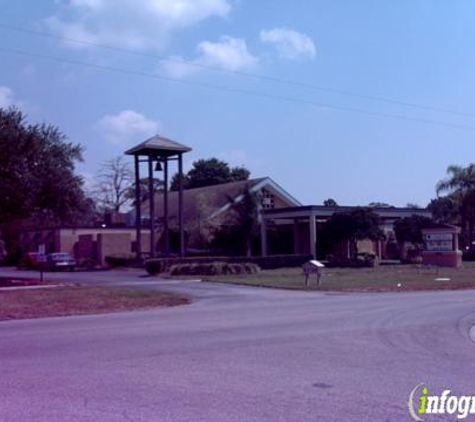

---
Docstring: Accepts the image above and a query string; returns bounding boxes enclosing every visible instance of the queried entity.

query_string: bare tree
[126,177,164,206]
[92,156,134,213]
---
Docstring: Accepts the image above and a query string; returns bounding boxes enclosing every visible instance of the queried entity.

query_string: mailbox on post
[303,260,325,288]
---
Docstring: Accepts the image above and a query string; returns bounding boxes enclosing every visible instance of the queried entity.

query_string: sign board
[424,233,453,252]
[425,233,453,241]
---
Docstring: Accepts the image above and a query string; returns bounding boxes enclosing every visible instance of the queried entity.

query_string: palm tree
[436,164,475,246]
[436,164,475,194]
[226,186,261,257]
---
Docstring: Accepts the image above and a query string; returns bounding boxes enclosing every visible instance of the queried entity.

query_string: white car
[45,253,76,271]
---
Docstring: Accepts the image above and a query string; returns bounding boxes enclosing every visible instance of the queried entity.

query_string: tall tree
[220,186,261,257]
[323,198,338,207]
[393,215,434,253]
[230,166,251,182]
[0,107,93,259]
[436,164,475,194]
[92,156,134,213]
[428,196,457,224]
[0,108,89,223]
[436,164,475,246]
[170,158,250,191]
[325,208,384,258]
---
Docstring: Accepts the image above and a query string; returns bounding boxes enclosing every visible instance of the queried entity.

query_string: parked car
[21,252,46,269]
[45,253,76,271]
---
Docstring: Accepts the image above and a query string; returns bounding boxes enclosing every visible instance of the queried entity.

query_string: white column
[293,219,300,255]
[309,212,317,259]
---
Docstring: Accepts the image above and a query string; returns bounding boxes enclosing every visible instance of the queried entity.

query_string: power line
[1,46,475,132]
[1,22,475,120]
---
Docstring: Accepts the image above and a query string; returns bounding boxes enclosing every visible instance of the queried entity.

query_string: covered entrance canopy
[125,135,191,259]
[261,205,432,259]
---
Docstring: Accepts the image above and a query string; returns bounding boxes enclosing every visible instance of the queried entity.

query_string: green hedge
[146,254,312,275]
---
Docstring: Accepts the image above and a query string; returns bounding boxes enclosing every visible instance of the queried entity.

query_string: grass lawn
[0,286,190,321]
[202,262,475,292]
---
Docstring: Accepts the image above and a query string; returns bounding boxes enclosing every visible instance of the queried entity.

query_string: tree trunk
[461,210,468,249]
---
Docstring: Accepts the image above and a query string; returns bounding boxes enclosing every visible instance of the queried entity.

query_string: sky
[1,0,475,207]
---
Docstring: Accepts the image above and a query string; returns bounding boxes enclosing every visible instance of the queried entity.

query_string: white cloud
[161,36,258,78]
[260,27,316,60]
[46,16,149,50]
[47,0,232,51]
[69,0,104,10]
[160,55,197,79]
[198,36,258,71]
[143,0,231,28]
[97,110,161,144]
[0,86,14,108]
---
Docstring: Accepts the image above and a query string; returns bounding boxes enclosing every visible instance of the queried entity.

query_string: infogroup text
[409,384,475,421]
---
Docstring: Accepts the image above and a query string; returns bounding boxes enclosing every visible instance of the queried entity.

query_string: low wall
[422,251,463,268]
[145,254,313,274]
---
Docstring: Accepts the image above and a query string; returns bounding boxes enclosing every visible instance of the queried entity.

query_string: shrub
[356,252,378,267]
[170,262,260,276]
[105,253,139,268]
[463,249,475,261]
[402,249,423,264]
[326,252,378,268]
[145,254,311,275]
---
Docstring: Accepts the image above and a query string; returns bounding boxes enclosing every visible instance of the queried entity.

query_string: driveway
[0,268,474,421]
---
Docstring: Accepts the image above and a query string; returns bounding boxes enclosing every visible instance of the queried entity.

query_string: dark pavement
[0,267,474,421]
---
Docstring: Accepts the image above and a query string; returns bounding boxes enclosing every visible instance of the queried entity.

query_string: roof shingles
[142,178,266,224]
[125,135,192,156]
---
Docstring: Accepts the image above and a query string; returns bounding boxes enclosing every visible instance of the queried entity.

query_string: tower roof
[124,135,192,157]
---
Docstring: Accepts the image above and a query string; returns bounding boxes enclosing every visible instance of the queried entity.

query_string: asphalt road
[1,268,475,421]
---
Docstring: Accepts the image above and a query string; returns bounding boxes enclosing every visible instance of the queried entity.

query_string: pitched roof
[124,135,192,157]
[141,178,265,224]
